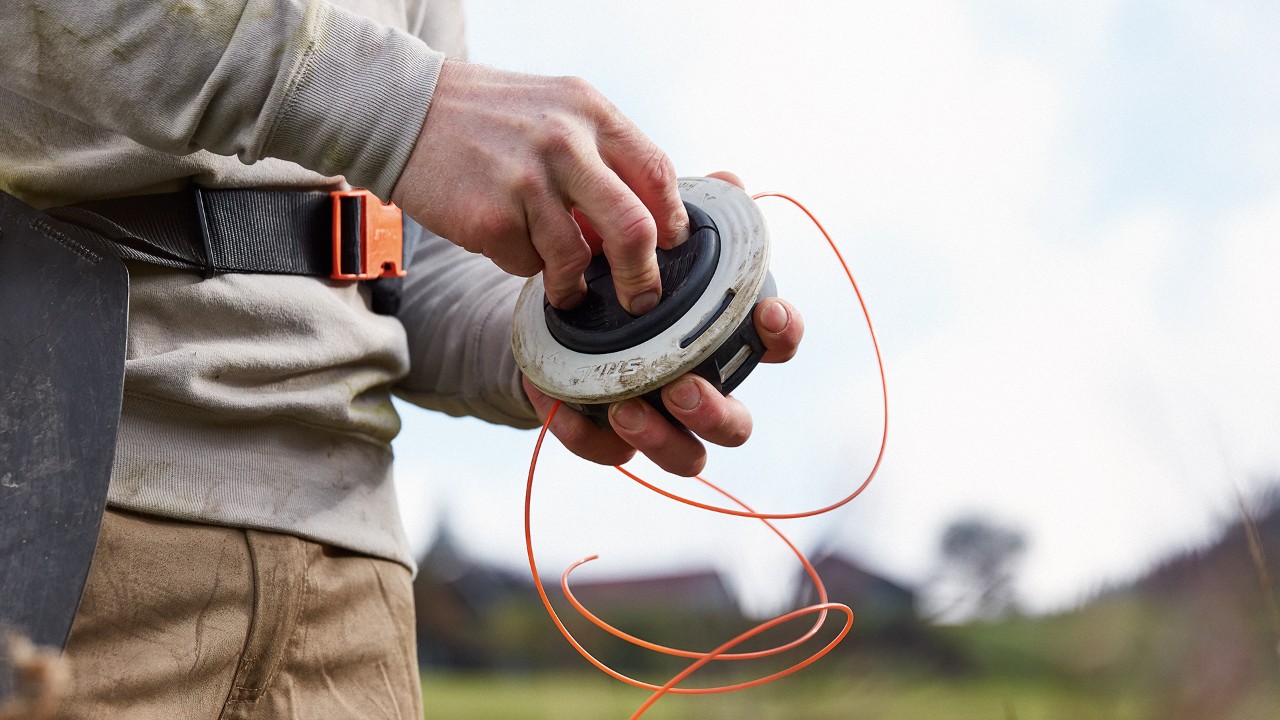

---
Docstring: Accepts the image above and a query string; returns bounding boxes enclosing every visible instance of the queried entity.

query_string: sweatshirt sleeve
[393,219,540,429]
[0,0,440,198]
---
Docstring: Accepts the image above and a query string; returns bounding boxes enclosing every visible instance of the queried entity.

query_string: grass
[420,499,1280,719]
[419,668,1153,720]
[421,592,1280,720]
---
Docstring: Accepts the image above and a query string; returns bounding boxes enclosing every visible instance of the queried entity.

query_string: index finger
[599,125,690,251]
[560,163,665,316]
[593,116,690,315]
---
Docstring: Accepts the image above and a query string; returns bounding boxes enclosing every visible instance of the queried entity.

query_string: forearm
[0,0,442,197]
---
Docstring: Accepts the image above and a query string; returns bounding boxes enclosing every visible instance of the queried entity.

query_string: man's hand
[522,296,804,476]
[522,171,805,477]
[391,61,689,316]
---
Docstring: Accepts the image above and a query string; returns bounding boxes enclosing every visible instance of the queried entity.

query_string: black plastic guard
[0,191,128,657]
[572,271,778,428]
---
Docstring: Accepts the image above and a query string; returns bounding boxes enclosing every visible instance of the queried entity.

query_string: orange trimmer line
[629,602,854,719]
[559,472,834,661]
[522,191,888,717]
[524,402,852,698]
[613,192,888,521]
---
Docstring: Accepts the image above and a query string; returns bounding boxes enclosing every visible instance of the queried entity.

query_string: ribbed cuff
[264,2,443,199]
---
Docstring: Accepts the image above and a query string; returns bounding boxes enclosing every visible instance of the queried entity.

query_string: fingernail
[611,400,646,431]
[668,377,701,411]
[761,300,790,334]
[630,290,660,315]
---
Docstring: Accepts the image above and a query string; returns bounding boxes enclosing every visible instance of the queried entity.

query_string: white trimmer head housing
[512,176,774,423]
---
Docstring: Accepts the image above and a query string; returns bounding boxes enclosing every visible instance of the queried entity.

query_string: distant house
[565,568,738,614]
[794,551,918,631]
[414,525,922,670]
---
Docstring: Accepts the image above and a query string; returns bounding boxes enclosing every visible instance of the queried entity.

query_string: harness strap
[48,186,410,315]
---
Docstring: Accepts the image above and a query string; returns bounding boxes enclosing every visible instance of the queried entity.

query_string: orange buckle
[330,189,407,280]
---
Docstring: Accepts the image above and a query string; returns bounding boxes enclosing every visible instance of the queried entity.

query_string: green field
[419,498,1280,719]
[420,595,1280,720]
[420,669,1152,720]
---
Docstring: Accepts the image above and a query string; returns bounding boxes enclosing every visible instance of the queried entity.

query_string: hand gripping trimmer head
[512,176,776,424]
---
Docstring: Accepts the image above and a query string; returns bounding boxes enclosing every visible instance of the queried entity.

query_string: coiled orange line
[523,192,888,718]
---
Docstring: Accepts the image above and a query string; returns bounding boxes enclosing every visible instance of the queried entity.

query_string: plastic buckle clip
[330,189,407,280]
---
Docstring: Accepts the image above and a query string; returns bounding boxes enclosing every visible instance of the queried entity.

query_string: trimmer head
[512,176,775,422]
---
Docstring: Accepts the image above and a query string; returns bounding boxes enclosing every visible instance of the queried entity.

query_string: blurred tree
[932,516,1028,621]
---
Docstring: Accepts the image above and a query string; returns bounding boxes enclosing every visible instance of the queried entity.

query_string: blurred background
[391,1,1280,717]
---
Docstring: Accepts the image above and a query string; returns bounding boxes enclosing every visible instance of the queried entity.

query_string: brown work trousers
[57,509,422,720]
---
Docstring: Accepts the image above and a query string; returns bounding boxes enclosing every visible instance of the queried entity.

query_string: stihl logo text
[592,358,645,378]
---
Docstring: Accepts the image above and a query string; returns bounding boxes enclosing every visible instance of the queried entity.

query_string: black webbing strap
[47,186,408,314]
[50,187,335,276]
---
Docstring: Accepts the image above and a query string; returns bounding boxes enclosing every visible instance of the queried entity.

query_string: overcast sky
[393,0,1280,617]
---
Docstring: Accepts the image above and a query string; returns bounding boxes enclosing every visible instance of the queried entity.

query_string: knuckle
[536,113,580,154]
[530,213,591,295]
[594,197,658,273]
[543,275,585,306]
[613,254,657,287]
[470,204,521,242]
[558,423,632,466]
[557,418,595,450]
[614,206,659,251]
[555,75,618,127]
[557,75,599,105]
[600,446,638,466]
[509,165,546,196]
[702,401,750,447]
[639,145,676,189]
[610,261,659,290]
[667,451,707,478]
[721,421,751,448]
[544,242,591,279]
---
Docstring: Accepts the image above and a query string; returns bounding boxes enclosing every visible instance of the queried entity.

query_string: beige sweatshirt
[0,0,536,570]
